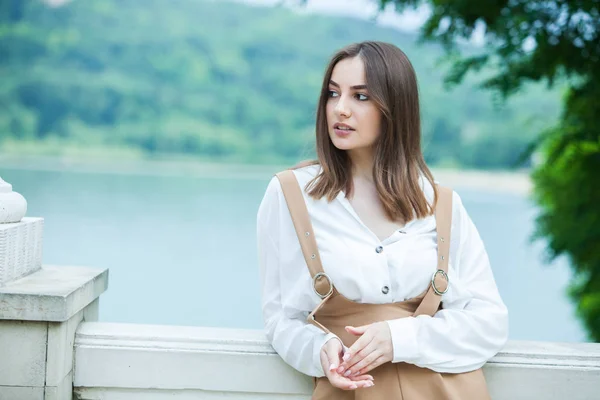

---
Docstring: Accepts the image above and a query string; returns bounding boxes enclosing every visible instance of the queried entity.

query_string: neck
[348,148,375,183]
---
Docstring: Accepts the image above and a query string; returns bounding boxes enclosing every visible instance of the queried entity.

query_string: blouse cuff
[313,332,343,377]
[387,316,421,364]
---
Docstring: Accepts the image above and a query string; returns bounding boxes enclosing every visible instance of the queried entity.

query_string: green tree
[373,0,600,340]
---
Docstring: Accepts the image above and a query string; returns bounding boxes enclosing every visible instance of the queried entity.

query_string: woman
[256,41,508,399]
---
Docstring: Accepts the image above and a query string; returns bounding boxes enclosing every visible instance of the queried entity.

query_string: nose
[334,94,351,118]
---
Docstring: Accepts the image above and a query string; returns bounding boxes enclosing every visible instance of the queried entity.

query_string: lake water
[1,166,589,343]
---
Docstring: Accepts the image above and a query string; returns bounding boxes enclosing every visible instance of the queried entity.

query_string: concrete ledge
[74,323,600,400]
[0,265,108,321]
[74,323,309,395]
[0,320,47,386]
[0,385,44,400]
[74,388,307,400]
[490,340,600,368]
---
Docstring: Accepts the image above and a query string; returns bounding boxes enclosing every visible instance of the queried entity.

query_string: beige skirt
[310,290,490,400]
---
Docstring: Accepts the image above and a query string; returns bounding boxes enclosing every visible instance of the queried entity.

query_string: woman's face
[326,56,382,153]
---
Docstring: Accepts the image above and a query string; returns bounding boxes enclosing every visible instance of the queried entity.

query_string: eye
[355,93,369,101]
[328,90,339,98]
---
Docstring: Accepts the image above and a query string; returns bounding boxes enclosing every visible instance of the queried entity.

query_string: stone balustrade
[71,322,600,400]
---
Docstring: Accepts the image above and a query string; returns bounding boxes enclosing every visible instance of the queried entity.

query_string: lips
[333,122,355,131]
[333,124,354,138]
[332,122,355,138]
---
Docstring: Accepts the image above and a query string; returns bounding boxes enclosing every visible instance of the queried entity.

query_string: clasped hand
[320,321,393,390]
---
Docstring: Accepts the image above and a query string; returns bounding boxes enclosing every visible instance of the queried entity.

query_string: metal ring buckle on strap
[312,272,333,299]
[431,269,449,295]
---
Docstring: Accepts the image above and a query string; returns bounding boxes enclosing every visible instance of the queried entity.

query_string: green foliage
[376,0,600,340]
[533,79,600,340]
[0,0,560,168]
[378,0,599,95]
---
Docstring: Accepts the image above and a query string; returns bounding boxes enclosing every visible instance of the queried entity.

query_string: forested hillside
[0,0,562,168]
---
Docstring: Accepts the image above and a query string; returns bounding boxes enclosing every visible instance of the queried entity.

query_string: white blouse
[256,164,508,378]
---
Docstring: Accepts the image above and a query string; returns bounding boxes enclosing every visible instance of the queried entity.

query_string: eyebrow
[329,80,368,90]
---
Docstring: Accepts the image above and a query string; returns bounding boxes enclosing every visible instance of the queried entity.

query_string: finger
[337,335,374,374]
[320,348,334,376]
[328,340,343,369]
[326,354,374,390]
[349,374,374,381]
[344,340,378,371]
[345,324,370,336]
[353,355,387,376]
[329,373,374,390]
[324,340,343,373]
[320,342,336,375]
[346,331,374,360]
[346,349,381,377]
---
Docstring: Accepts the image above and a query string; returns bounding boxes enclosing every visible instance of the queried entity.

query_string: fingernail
[367,375,374,381]
[342,353,350,362]
[337,366,344,374]
[344,370,352,377]
[349,384,357,389]
[329,363,337,371]
[367,381,375,387]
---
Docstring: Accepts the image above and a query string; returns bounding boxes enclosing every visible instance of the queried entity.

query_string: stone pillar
[0,178,108,400]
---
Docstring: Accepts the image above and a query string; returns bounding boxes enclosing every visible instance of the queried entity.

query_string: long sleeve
[257,177,339,377]
[386,191,509,373]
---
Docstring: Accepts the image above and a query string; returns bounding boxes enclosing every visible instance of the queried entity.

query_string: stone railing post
[0,176,108,400]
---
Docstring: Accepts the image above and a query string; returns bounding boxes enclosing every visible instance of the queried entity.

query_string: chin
[329,133,356,151]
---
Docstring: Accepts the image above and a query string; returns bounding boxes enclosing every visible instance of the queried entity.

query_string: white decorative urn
[0,176,27,223]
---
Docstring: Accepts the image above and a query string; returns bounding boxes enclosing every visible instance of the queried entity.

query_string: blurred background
[1,0,597,343]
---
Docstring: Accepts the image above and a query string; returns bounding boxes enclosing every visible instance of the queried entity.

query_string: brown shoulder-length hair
[297,41,438,223]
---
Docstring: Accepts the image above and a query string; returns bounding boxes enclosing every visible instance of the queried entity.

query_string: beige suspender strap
[275,170,333,300]
[413,185,453,317]
[277,168,452,319]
